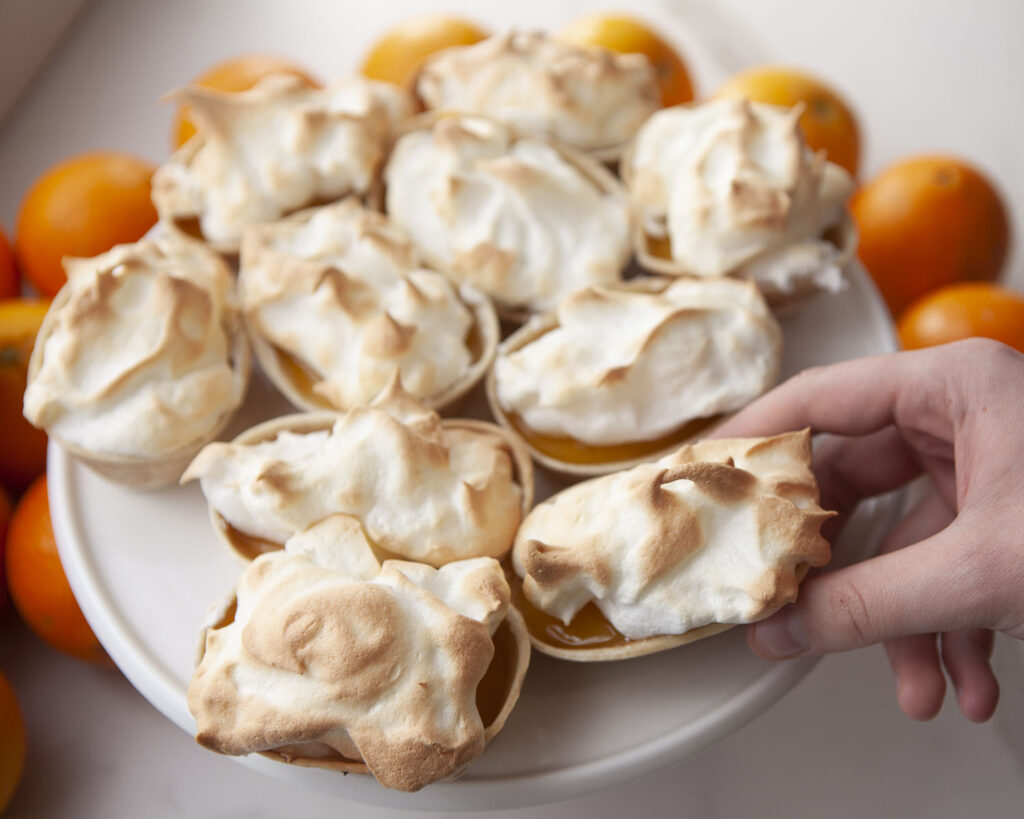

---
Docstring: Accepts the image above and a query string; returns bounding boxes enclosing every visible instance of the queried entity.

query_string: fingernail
[751,611,808,659]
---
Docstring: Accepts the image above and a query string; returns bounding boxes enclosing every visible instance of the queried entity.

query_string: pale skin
[714,338,1024,722]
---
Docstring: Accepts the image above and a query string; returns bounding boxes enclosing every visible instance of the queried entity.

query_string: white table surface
[2,0,1024,816]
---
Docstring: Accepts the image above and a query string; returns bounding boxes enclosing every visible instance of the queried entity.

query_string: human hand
[713,338,1024,722]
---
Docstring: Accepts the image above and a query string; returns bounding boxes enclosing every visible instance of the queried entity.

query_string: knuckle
[823,576,875,646]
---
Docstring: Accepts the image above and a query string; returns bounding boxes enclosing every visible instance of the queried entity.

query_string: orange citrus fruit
[15,152,157,297]
[361,14,489,89]
[852,155,1010,316]
[897,283,1024,353]
[714,66,861,177]
[558,13,694,107]
[0,299,50,496]
[0,487,12,611]
[0,671,25,813]
[5,475,107,663]
[171,53,320,149]
[0,229,19,299]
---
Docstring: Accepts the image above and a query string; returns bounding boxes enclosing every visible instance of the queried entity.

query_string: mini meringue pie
[239,197,498,413]
[487,277,783,476]
[510,430,834,661]
[182,380,533,566]
[625,97,857,305]
[384,112,632,319]
[153,74,413,253]
[416,29,660,161]
[189,513,530,792]
[23,235,250,489]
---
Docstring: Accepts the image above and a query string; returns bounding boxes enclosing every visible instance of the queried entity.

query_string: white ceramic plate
[50,262,902,812]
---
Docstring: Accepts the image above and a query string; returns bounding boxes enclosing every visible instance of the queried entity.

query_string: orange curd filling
[506,410,721,466]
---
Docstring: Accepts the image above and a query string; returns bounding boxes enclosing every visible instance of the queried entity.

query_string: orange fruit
[714,66,861,177]
[361,14,489,89]
[5,475,107,663]
[15,152,158,297]
[897,283,1024,352]
[0,299,50,496]
[0,229,19,299]
[0,671,25,813]
[852,155,1010,316]
[0,487,12,611]
[171,54,320,149]
[558,13,694,107]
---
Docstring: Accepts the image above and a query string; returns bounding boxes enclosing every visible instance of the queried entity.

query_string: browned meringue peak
[417,29,659,158]
[238,197,495,412]
[189,514,527,792]
[512,430,834,659]
[626,98,856,303]
[384,113,631,317]
[152,74,413,252]
[182,377,530,567]
[23,236,248,475]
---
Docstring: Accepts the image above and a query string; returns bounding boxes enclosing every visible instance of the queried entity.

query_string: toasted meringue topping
[182,381,524,566]
[23,237,246,457]
[189,514,510,791]
[494,278,782,446]
[153,74,413,250]
[417,30,659,156]
[512,431,833,639]
[628,98,855,291]
[240,198,481,408]
[384,114,631,315]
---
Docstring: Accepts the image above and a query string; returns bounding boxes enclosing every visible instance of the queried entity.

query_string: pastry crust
[190,515,530,791]
[24,237,250,489]
[183,383,534,566]
[238,198,498,414]
[486,277,782,477]
[511,430,834,660]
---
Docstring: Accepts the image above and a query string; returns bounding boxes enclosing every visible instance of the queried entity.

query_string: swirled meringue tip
[239,197,498,413]
[384,112,631,318]
[626,97,856,304]
[491,277,783,458]
[23,235,249,487]
[416,29,659,158]
[181,376,531,567]
[153,74,413,252]
[189,513,530,792]
[511,429,835,661]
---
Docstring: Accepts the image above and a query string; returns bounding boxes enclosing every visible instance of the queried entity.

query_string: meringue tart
[624,98,857,307]
[239,197,498,414]
[487,277,783,477]
[153,74,413,254]
[416,29,659,162]
[190,514,530,792]
[23,235,250,489]
[510,430,834,661]
[182,379,533,566]
[384,112,632,321]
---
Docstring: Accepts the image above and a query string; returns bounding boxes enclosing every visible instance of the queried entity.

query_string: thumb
[747,520,984,659]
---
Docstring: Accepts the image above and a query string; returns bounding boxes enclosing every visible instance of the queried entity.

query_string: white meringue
[189,513,515,792]
[153,74,413,251]
[23,236,247,459]
[627,98,855,298]
[182,382,526,567]
[513,431,832,642]
[240,198,489,409]
[384,114,631,315]
[493,278,782,446]
[417,30,659,157]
